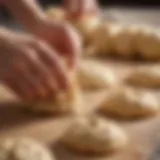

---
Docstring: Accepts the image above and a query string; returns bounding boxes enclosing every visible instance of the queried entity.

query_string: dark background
[0,0,160,20]
[38,0,160,7]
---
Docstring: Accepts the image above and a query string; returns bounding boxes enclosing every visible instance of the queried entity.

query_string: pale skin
[63,0,98,19]
[0,0,98,100]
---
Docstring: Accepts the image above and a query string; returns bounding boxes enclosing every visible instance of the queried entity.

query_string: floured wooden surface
[0,59,160,160]
[0,86,107,143]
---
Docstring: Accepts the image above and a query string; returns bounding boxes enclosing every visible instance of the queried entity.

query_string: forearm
[3,0,46,31]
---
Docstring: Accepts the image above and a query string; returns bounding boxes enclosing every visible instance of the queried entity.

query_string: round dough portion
[125,65,160,87]
[77,61,118,89]
[26,81,82,115]
[71,15,100,44]
[61,116,127,155]
[45,6,65,21]
[0,137,54,160]
[88,23,113,55]
[100,87,159,118]
[135,26,160,60]
[24,68,83,115]
[111,24,138,58]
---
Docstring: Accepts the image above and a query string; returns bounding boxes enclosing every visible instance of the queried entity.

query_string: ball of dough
[88,23,113,55]
[24,69,83,115]
[26,81,83,115]
[126,65,160,88]
[71,15,100,45]
[0,137,54,160]
[100,87,159,118]
[45,6,65,21]
[77,61,118,89]
[135,26,160,60]
[110,24,138,58]
[61,116,127,155]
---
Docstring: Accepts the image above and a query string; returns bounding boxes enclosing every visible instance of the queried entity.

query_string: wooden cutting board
[1,58,160,160]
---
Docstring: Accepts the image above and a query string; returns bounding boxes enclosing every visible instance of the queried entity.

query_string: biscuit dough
[135,26,160,60]
[27,77,82,114]
[111,24,138,58]
[77,61,118,89]
[71,15,100,44]
[125,66,160,87]
[100,87,159,118]
[88,23,113,55]
[0,137,54,160]
[61,116,127,155]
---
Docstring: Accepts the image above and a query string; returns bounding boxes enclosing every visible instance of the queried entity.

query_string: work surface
[1,59,160,160]
[1,8,160,160]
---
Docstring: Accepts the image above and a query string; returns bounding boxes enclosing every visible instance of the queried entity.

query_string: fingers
[1,60,48,100]
[2,74,34,100]
[80,0,97,15]
[63,0,84,18]
[1,46,69,101]
[13,60,48,99]
[61,24,82,69]
[33,40,70,89]
[63,0,98,19]
[23,49,61,98]
[1,38,72,101]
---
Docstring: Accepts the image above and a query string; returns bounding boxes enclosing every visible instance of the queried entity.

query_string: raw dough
[135,26,160,60]
[61,116,127,155]
[0,137,54,160]
[126,65,160,87]
[77,61,118,89]
[71,15,100,45]
[45,6,65,21]
[100,87,159,118]
[111,24,138,58]
[88,23,113,55]
[25,67,83,114]
[27,78,83,114]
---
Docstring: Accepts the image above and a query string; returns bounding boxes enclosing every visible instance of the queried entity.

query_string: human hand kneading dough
[0,0,82,100]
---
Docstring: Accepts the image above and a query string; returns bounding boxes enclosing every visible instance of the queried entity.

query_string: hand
[0,29,69,100]
[3,0,82,69]
[63,0,98,19]
[32,19,82,69]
